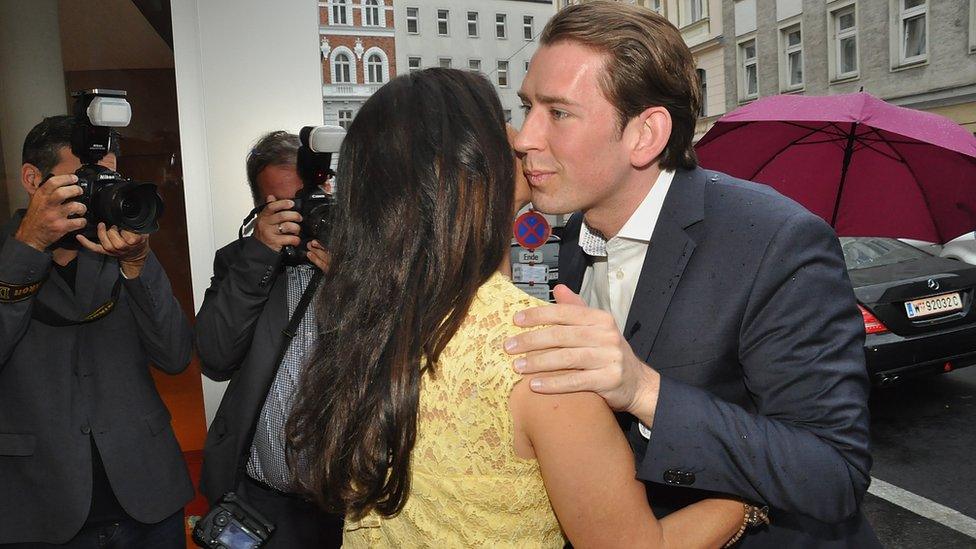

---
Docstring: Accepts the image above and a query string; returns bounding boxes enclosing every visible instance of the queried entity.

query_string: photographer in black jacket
[0,116,192,546]
[195,130,339,548]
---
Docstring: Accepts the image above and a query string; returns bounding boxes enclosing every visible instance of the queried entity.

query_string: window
[366,53,384,83]
[970,0,976,53]
[338,110,353,130]
[524,60,530,73]
[781,24,803,89]
[331,0,348,25]
[437,9,449,36]
[696,68,707,116]
[406,7,419,34]
[334,52,352,83]
[523,16,534,40]
[439,57,452,69]
[467,11,479,37]
[408,56,421,73]
[497,60,509,87]
[650,0,663,14]
[468,59,482,72]
[496,14,507,39]
[503,109,513,123]
[897,0,927,64]
[686,0,704,24]
[832,5,858,79]
[364,0,380,26]
[739,39,758,100]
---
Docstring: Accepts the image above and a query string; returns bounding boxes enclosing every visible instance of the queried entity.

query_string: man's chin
[527,194,574,216]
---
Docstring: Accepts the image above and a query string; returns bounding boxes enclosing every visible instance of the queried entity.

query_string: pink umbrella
[695,92,976,243]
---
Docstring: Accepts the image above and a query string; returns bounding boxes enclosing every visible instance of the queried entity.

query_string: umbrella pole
[830,122,859,227]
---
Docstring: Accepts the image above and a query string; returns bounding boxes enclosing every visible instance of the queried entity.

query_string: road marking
[869,477,976,539]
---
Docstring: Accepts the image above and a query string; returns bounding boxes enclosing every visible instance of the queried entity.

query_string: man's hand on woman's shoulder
[504,284,662,427]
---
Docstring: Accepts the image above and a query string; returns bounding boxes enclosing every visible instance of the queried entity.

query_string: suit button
[663,469,679,484]
[81,425,91,434]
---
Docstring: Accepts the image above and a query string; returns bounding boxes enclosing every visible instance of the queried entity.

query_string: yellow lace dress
[343,273,565,548]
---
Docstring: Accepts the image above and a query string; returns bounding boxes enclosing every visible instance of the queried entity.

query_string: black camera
[51,89,163,249]
[192,492,275,549]
[280,125,344,266]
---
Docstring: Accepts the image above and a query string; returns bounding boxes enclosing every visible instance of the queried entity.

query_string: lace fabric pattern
[343,273,565,548]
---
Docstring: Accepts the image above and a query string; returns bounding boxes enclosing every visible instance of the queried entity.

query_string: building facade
[393,0,556,129]
[725,0,976,132]
[320,0,397,129]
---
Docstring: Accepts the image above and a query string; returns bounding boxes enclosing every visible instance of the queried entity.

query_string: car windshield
[839,237,931,270]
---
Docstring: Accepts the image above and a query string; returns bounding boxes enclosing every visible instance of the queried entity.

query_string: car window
[839,237,931,270]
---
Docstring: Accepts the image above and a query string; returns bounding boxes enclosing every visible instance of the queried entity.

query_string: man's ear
[21,164,43,195]
[628,106,672,169]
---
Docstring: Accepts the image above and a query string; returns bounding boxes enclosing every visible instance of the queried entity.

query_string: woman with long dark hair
[286,68,743,547]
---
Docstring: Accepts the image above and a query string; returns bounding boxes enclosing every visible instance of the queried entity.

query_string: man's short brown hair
[540,0,701,171]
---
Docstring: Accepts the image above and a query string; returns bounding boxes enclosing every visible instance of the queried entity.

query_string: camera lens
[99,181,164,234]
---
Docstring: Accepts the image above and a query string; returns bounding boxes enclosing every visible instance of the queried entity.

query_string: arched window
[334,53,351,83]
[366,53,384,83]
[364,0,380,26]
[332,0,348,25]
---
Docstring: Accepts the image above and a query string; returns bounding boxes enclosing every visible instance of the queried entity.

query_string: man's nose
[512,111,542,154]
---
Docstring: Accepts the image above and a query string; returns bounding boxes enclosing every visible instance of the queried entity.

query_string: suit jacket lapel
[75,249,107,314]
[265,272,289,344]
[623,168,707,361]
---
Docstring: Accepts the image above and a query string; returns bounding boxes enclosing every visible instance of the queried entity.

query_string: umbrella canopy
[695,92,976,244]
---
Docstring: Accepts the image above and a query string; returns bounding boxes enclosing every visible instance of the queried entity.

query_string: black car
[841,237,976,386]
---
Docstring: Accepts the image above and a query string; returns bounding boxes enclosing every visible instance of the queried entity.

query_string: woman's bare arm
[510,376,742,548]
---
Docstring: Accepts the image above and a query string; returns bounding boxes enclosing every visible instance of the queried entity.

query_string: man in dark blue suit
[506,2,880,547]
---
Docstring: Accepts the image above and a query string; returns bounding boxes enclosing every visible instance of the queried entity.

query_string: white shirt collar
[579,169,675,257]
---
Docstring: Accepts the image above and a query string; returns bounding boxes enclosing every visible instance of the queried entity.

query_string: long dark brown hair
[285,68,515,519]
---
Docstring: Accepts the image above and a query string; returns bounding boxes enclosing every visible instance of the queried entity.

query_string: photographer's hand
[77,223,150,278]
[307,239,330,272]
[254,195,302,252]
[14,174,88,252]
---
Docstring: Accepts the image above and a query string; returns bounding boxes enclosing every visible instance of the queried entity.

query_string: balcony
[323,82,384,98]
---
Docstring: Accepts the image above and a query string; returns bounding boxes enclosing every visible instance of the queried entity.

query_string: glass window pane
[903,0,925,10]
[839,11,855,31]
[789,51,803,86]
[439,58,451,68]
[746,65,757,95]
[841,36,857,73]
[788,29,801,47]
[745,42,756,59]
[904,15,926,58]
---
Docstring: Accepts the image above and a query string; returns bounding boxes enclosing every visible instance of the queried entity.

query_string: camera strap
[238,204,268,240]
[32,276,122,327]
[234,268,324,488]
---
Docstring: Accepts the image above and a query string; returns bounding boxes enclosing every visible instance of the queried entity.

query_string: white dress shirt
[578,169,675,439]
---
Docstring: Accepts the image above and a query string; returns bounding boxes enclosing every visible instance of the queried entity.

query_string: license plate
[905,292,963,319]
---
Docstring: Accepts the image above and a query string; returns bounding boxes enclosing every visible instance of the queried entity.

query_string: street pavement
[864,366,976,548]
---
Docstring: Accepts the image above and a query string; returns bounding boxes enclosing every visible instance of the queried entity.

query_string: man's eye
[551,109,568,120]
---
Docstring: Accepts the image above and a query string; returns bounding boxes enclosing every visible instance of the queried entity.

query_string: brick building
[319,0,397,129]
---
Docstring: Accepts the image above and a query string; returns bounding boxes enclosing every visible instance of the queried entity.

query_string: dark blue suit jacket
[559,168,880,547]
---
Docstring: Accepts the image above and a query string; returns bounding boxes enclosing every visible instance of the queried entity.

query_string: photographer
[0,115,193,546]
[196,130,340,548]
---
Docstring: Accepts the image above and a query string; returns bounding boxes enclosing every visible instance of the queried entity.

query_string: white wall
[0,0,68,214]
[171,0,324,424]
